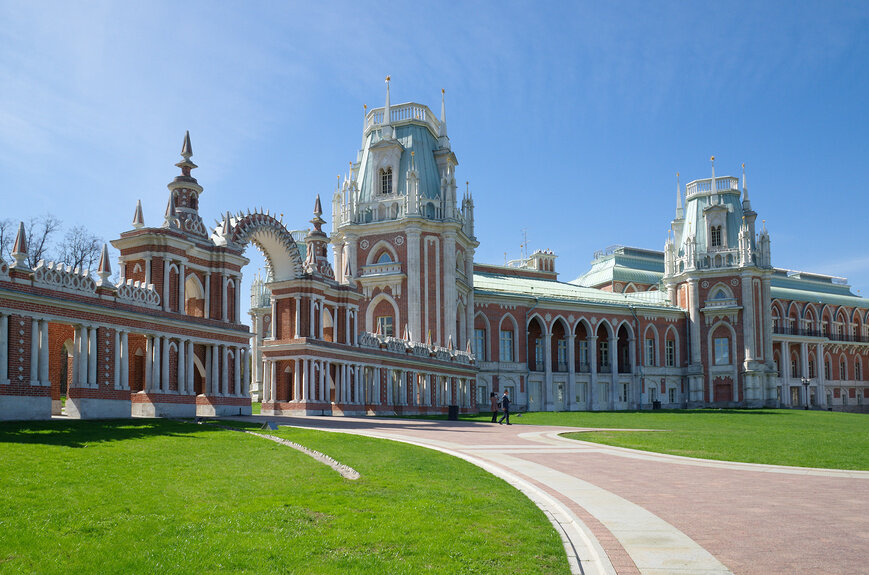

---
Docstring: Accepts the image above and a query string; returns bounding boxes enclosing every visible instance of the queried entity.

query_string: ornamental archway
[217,210,305,282]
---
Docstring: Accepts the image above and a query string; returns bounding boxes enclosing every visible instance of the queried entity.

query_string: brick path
[234,415,869,575]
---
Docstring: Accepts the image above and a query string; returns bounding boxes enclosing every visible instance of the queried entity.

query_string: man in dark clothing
[489,391,499,423]
[498,390,512,425]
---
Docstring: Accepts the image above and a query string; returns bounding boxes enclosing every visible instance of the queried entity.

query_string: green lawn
[0,419,568,575]
[460,409,869,470]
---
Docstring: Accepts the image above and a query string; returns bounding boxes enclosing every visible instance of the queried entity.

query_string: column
[270,297,277,340]
[88,327,98,387]
[262,359,272,402]
[352,309,358,345]
[374,367,381,405]
[144,336,153,391]
[121,331,129,389]
[780,340,790,406]
[204,272,211,319]
[186,340,194,395]
[319,360,326,402]
[151,336,161,392]
[628,337,638,406]
[567,334,576,410]
[318,299,324,339]
[294,296,301,338]
[800,342,810,406]
[178,263,186,314]
[609,334,618,409]
[38,320,49,385]
[816,343,826,406]
[0,313,8,384]
[30,319,39,385]
[301,358,309,401]
[177,338,186,394]
[588,335,598,410]
[160,336,169,393]
[344,304,351,344]
[293,359,301,401]
[443,230,457,344]
[309,298,316,338]
[144,257,152,286]
[234,346,241,396]
[689,280,702,364]
[114,330,121,389]
[406,226,421,339]
[221,275,228,321]
[234,277,242,323]
[543,327,553,410]
[221,345,229,396]
[242,348,250,396]
[270,361,277,402]
[210,344,219,396]
[205,345,212,394]
[163,259,171,312]
[741,273,756,361]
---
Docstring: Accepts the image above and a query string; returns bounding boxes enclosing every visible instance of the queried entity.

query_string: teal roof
[358,123,442,203]
[572,246,665,288]
[475,271,675,311]
[680,187,745,257]
[770,269,867,308]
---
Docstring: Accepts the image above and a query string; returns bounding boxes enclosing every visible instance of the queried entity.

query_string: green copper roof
[770,269,867,307]
[572,246,665,288]
[475,271,674,311]
[358,124,442,203]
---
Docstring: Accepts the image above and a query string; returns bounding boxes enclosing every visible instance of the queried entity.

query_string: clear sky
[1,1,868,324]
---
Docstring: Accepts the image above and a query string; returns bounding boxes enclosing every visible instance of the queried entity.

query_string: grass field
[0,419,568,575]
[458,409,869,470]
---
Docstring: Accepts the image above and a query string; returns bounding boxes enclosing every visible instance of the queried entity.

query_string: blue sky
[1,1,868,322]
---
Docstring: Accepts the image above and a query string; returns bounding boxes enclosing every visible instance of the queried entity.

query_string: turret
[10,221,29,270]
[438,89,450,149]
[132,199,145,229]
[304,195,334,278]
[381,75,393,140]
[461,181,475,238]
[166,131,208,237]
[406,151,420,215]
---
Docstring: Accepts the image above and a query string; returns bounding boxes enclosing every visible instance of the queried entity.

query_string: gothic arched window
[380,167,393,195]
[710,225,722,248]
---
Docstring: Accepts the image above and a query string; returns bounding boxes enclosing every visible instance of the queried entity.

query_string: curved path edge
[283,421,614,575]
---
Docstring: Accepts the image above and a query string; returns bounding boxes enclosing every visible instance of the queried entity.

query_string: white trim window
[714,337,730,365]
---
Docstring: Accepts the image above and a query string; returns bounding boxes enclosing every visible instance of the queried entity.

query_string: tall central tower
[662,159,775,406]
[330,79,478,349]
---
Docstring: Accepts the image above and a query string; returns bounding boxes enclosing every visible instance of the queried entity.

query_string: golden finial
[742,162,745,169]
[710,155,715,162]
[442,88,445,94]
[411,151,414,157]
[677,172,679,177]
[364,104,367,110]
[385,75,391,82]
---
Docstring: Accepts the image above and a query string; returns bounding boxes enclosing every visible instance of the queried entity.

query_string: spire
[447,334,454,351]
[466,339,472,355]
[175,131,197,176]
[132,199,144,229]
[710,155,718,204]
[11,221,28,268]
[164,197,178,229]
[96,243,112,286]
[382,75,393,139]
[440,88,447,137]
[675,172,683,219]
[742,162,751,209]
[221,211,232,237]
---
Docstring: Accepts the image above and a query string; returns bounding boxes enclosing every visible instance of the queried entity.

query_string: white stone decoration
[33,261,97,295]
[116,279,161,308]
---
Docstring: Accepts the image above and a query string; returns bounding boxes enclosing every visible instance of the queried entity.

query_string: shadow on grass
[0,418,223,448]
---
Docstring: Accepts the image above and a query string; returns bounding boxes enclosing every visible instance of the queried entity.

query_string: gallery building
[1,82,867,420]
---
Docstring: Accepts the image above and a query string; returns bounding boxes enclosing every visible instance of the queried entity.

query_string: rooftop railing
[686,176,739,197]
[365,103,440,135]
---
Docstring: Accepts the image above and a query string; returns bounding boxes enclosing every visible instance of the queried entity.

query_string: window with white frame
[714,337,730,365]
[499,329,514,362]
[556,339,568,371]
[474,328,487,361]
[668,387,676,403]
[840,359,847,380]
[578,340,589,370]
[645,337,656,366]
[380,167,393,195]
[533,338,544,371]
[710,225,722,248]
[376,315,394,337]
[599,340,609,368]
[665,339,675,367]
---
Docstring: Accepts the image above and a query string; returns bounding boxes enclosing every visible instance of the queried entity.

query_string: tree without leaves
[0,219,12,261]
[25,214,63,268]
[57,225,103,272]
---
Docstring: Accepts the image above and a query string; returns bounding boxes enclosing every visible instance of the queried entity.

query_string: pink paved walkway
[233,415,869,575]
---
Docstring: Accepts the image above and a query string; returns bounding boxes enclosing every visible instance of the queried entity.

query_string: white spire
[382,75,393,139]
[132,199,144,229]
[675,172,683,219]
[742,162,751,208]
[11,221,29,269]
[96,243,112,286]
[440,88,447,137]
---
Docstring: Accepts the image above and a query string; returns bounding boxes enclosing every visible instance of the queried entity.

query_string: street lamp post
[801,377,811,410]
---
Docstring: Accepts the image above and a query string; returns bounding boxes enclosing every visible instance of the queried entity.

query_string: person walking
[498,390,512,425]
[489,391,499,423]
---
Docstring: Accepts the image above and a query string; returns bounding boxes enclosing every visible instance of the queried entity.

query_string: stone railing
[360,262,402,277]
[116,279,161,308]
[686,176,739,197]
[32,261,96,295]
[365,103,440,135]
[357,331,475,364]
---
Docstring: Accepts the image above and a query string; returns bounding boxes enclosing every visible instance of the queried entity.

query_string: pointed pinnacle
[133,199,145,229]
[12,221,27,255]
[97,243,111,275]
[181,130,193,158]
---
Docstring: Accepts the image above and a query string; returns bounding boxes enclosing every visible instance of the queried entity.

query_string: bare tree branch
[0,219,12,262]
[25,214,63,268]
[57,225,103,272]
